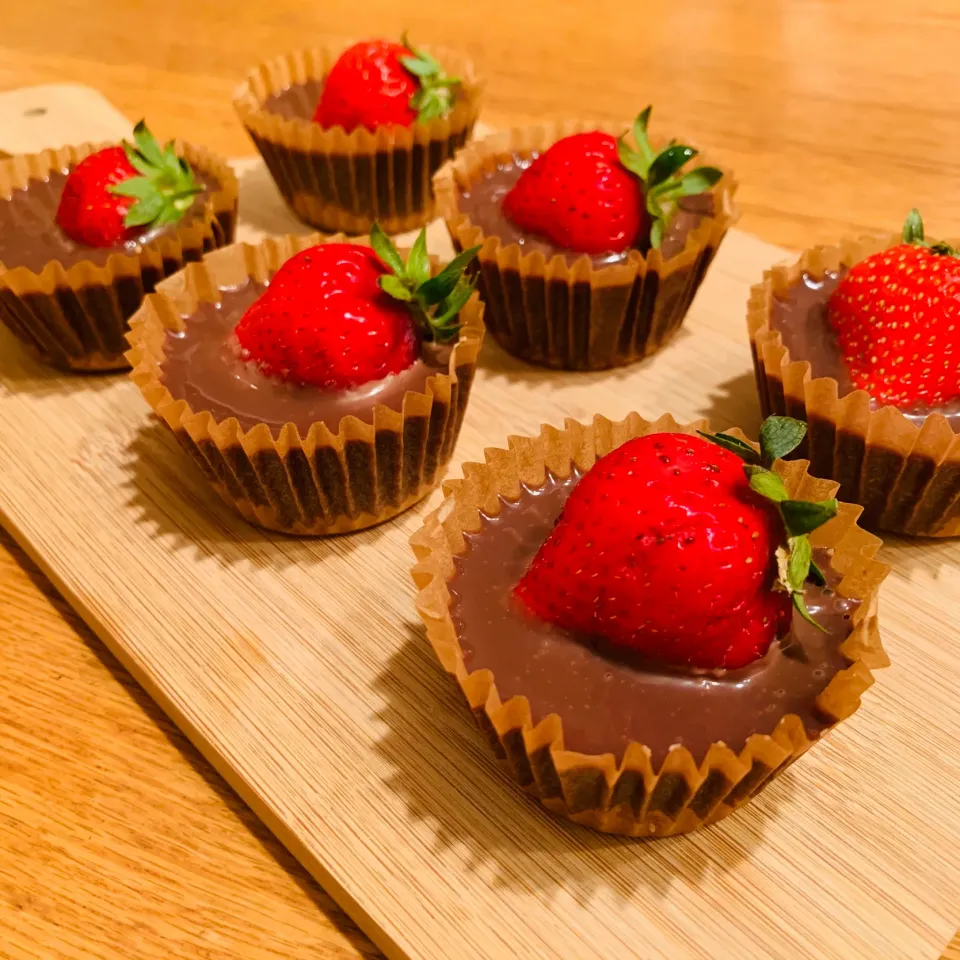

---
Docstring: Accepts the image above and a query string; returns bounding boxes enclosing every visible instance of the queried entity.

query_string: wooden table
[2,1,959,956]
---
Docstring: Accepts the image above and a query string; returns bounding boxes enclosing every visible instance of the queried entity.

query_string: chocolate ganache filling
[770,270,960,430]
[261,78,325,122]
[159,280,451,434]
[0,169,221,273]
[456,155,714,266]
[448,469,858,766]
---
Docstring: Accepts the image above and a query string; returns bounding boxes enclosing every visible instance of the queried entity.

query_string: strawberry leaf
[780,498,838,537]
[411,90,452,123]
[808,560,827,587]
[785,534,812,593]
[405,229,431,288]
[902,208,925,245]
[650,218,665,250]
[617,106,723,249]
[132,119,167,169]
[371,220,480,341]
[125,193,165,227]
[745,464,789,502]
[110,119,202,233]
[675,167,723,197]
[401,33,461,124]
[793,592,824,630]
[648,145,698,187]
[110,177,157,200]
[370,223,407,278]
[417,245,481,303]
[758,416,807,465]
[379,275,414,301]
[430,279,475,336]
[698,430,762,465]
[617,136,650,179]
[400,56,439,78]
[705,415,835,626]
[775,535,827,632]
[632,106,655,168]
[901,208,957,257]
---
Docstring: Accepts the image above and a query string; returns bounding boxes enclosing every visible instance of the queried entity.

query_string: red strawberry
[234,225,479,390]
[56,120,202,249]
[501,107,722,255]
[314,35,461,133]
[513,419,837,670]
[827,210,960,409]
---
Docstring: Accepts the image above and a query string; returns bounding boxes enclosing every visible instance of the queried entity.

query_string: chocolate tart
[0,140,238,372]
[434,123,738,371]
[233,45,483,236]
[411,413,888,837]
[126,233,484,536]
[749,238,960,537]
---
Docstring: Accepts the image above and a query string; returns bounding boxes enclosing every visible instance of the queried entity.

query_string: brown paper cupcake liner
[126,233,485,536]
[748,237,960,537]
[434,124,738,371]
[410,412,889,837]
[233,44,483,235]
[0,141,238,373]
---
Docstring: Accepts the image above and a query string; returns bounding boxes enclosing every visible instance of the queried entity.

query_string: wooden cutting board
[1,84,959,960]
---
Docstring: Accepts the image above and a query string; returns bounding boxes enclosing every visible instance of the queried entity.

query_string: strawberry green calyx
[399,33,461,123]
[901,208,957,257]
[370,223,480,342]
[110,120,202,230]
[617,106,723,250]
[699,416,838,630]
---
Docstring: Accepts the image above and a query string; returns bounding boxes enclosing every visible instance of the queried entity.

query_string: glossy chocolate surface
[0,169,220,273]
[770,270,960,429]
[449,469,857,766]
[261,79,325,122]
[159,280,450,434]
[456,156,713,266]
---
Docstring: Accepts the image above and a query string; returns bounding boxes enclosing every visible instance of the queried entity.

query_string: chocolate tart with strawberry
[234,36,482,235]
[412,414,888,836]
[127,227,484,535]
[0,122,237,372]
[434,109,738,370]
[749,211,960,537]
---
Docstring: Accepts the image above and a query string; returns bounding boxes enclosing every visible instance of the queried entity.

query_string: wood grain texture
[2,1,960,953]
[6,0,960,251]
[943,931,960,960]
[0,528,376,960]
[1,85,960,959]
[0,86,377,960]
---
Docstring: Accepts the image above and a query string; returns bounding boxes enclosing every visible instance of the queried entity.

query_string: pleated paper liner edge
[0,139,238,372]
[747,236,960,537]
[410,411,889,837]
[126,232,485,536]
[233,44,483,235]
[433,122,739,370]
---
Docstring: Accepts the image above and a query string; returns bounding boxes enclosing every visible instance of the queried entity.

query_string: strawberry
[827,209,960,409]
[501,106,722,255]
[513,417,837,670]
[234,224,479,390]
[313,35,461,133]
[56,120,202,248]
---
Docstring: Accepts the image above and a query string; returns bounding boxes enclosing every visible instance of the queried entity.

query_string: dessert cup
[126,232,484,535]
[748,237,960,537]
[434,123,738,371]
[411,412,888,836]
[0,141,237,373]
[234,44,483,235]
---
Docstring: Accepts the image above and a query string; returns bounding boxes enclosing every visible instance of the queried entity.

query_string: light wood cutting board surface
[1,81,960,960]
[6,0,960,951]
